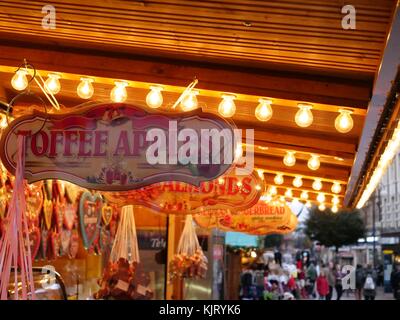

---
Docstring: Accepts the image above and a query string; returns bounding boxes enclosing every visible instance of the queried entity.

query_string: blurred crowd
[239,252,400,300]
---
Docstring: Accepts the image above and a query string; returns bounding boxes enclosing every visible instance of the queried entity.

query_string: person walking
[316,271,329,300]
[390,264,400,300]
[325,262,335,300]
[363,269,377,301]
[306,262,317,298]
[334,264,344,300]
[355,264,365,300]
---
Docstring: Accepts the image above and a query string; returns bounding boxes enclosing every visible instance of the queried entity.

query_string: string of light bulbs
[10,69,354,134]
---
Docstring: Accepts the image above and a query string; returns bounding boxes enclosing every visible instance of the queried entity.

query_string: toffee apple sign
[0,103,238,191]
[194,200,298,235]
[103,169,263,214]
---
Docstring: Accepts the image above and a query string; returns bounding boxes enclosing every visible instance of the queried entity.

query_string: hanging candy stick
[0,135,36,300]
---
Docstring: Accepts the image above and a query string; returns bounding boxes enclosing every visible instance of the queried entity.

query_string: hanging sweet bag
[169,214,208,281]
[94,205,153,300]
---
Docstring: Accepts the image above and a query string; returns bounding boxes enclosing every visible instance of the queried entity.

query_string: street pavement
[334,287,394,300]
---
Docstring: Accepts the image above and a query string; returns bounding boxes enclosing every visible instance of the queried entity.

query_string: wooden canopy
[0,0,398,208]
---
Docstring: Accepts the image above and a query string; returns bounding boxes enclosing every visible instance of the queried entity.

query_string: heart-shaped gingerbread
[26,185,43,226]
[79,191,103,249]
[60,229,71,256]
[69,229,79,259]
[43,199,53,230]
[28,226,41,261]
[55,200,65,232]
[50,231,60,260]
[64,203,77,230]
[102,205,113,226]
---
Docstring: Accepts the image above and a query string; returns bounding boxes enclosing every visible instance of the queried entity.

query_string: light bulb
[318,203,326,211]
[256,169,264,180]
[312,179,322,191]
[301,191,308,200]
[0,114,8,129]
[235,143,243,163]
[265,194,273,203]
[283,151,296,167]
[335,109,354,133]
[146,85,163,109]
[77,77,94,99]
[307,154,320,171]
[110,81,128,103]
[218,94,236,118]
[331,205,338,213]
[269,186,277,195]
[45,73,61,95]
[285,188,293,198]
[317,193,325,203]
[11,69,29,91]
[331,182,341,194]
[295,103,313,128]
[255,98,273,122]
[237,180,243,187]
[181,90,199,111]
[279,196,285,202]
[255,184,262,191]
[293,176,303,188]
[218,177,224,185]
[305,201,312,208]
[332,196,340,205]
[274,174,284,185]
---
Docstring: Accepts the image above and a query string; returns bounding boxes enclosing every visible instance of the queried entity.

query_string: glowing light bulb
[77,77,94,99]
[285,188,293,198]
[11,69,28,91]
[295,103,313,128]
[0,114,8,129]
[255,98,273,122]
[293,176,303,188]
[331,182,341,194]
[218,177,224,185]
[331,205,338,213]
[110,81,128,103]
[269,186,277,195]
[146,85,163,109]
[181,90,199,112]
[283,151,296,167]
[335,109,354,133]
[265,194,273,203]
[332,196,340,205]
[279,196,285,202]
[317,193,325,203]
[308,154,320,171]
[257,169,264,180]
[234,143,244,164]
[250,251,257,258]
[255,184,262,191]
[318,203,326,211]
[274,174,284,185]
[237,180,243,187]
[305,201,312,208]
[312,179,322,191]
[300,191,308,200]
[218,94,236,118]
[44,73,61,95]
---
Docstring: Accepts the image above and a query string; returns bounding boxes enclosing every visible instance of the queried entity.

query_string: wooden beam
[0,39,372,108]
[238,122,357,155]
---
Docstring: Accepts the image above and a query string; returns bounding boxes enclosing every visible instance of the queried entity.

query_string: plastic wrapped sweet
[94,205,153,300]
[168,215,208,281]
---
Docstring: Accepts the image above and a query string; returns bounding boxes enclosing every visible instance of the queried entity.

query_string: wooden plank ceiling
[0,0,397,208]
